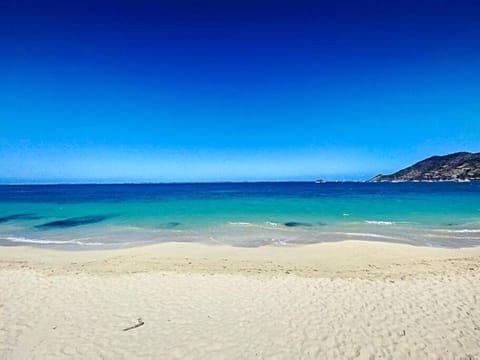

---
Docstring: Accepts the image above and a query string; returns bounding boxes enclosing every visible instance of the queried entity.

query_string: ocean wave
[438,229,480,233]
[425,233,480,239]
[343,232,397,239]
[425,235,480,241]
[265,221,280,226]
[268,238,287,246]
[228,222,252,226]
[365,220,395,225]
[0,236,105,246]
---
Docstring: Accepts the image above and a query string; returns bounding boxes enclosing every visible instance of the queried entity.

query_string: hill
[369,152,480,182]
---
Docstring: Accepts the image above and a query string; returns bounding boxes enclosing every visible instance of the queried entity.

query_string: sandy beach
[3,0,480,358]
[1,241,480,359]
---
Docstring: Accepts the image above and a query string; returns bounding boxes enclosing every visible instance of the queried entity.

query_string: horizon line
[0,179,370,186]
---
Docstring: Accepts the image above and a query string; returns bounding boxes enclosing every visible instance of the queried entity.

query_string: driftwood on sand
[123,318,144,331]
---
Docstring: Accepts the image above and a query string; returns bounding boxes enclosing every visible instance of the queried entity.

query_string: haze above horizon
[1,0,479,183]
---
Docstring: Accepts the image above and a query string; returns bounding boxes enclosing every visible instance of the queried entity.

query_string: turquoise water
[1,182,480,249]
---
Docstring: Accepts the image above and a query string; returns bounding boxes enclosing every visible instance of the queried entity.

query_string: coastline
[2,241,480,358]
[2,240,480,278]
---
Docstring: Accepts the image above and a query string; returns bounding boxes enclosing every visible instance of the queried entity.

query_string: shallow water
[1,182,480,249]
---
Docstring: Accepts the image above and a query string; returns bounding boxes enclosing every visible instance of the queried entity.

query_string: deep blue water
[2,182,480,202]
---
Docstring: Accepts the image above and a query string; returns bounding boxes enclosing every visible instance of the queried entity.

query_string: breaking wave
[0,236,105,246]
[365,221,395,225]
[343,232,397,239]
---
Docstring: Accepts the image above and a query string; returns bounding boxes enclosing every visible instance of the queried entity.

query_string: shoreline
[2,240,480,279]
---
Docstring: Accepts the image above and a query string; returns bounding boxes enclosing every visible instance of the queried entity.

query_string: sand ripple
[1,269,479,359]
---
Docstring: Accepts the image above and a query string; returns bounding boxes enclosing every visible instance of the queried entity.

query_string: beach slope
[1,241,480,359]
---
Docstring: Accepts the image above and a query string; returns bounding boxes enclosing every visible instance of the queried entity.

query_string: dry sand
[1,241,480,359]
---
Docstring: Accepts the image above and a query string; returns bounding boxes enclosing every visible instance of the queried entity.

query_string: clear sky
[1,0,479,183]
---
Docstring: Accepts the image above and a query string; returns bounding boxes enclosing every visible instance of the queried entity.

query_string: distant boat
[315,179,326,184]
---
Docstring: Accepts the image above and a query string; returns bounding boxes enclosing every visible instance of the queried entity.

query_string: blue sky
[1,0,479,183]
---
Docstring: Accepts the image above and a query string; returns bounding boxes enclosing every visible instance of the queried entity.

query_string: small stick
[123,318,144,331]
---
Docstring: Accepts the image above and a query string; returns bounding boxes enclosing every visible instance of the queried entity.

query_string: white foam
[265,221,280,226]
[343,232,397,239]
[365,221,394,225]
[228,222,252,226]
[269,238,287,246]
[1,236,105,246]
[441,229,480,233]
[425,234,480,240]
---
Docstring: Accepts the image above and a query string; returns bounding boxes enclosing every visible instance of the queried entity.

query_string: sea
[1,182,480,249]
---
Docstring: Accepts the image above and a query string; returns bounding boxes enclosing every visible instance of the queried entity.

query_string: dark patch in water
[284,221,313,227]
[163,222,181,229]
[442,223,459,227]
[317,222,327,226]
[36,215,111,229]
[0,213,41,223]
